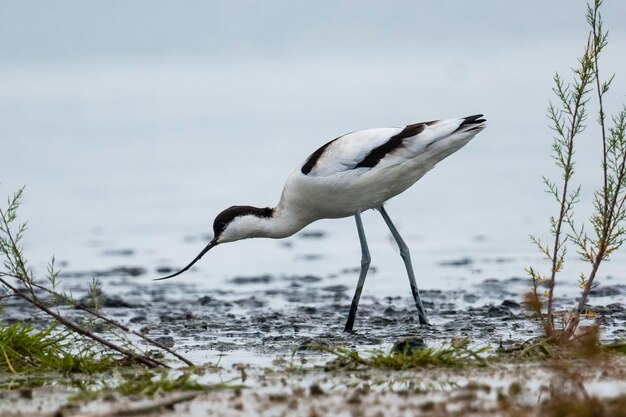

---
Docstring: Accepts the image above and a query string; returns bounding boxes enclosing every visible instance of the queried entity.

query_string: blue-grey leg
[378,206,430,325]
[344,211,371,332]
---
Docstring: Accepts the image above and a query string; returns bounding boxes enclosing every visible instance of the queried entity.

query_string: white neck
[218,202,312,243]
[257,204,311,239]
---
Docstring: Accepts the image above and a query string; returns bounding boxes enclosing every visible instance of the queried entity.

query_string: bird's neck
[270,203,314,238]
[237,204,311,240]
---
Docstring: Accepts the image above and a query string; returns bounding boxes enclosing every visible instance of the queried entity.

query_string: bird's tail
[453,114,487,134]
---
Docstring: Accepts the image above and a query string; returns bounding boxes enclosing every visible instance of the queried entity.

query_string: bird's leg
[344,211,371,333]
[378,206,429,325]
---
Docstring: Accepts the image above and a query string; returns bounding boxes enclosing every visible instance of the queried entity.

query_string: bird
[156,114,487,332]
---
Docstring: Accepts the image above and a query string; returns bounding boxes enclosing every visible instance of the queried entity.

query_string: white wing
[301,115,485,177]
[302,127,401,177]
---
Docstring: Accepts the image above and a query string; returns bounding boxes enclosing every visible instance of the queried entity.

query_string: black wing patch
[301,136,342,175]
[354,123,425,169]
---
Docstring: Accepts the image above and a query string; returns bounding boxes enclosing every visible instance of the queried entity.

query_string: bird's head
[212,205,275,243]
[154,205,274,281]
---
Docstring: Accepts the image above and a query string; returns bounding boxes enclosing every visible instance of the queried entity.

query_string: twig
[563,148,626,338]
[590,1,610,220]
[544,41,594,337]
[28,280,194,367]
[530,0,626,343]
[561,1,626,340]
[0,277,168,369]
[1,189,176,369]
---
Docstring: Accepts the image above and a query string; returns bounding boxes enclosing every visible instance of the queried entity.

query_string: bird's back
[301,127,404,177]
[279,115,486,219]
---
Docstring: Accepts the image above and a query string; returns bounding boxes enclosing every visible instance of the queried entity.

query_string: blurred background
[1,1,626,296]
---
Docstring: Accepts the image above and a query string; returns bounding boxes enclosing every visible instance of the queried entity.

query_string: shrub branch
[529,0,626,343]
[0,186,194,369]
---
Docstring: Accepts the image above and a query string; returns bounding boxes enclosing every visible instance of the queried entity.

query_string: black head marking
[354,123,425,169]
[213,205,274,238]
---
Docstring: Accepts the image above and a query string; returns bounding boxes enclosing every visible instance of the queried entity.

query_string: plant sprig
[528,0,626,342]
[0,185,194,369]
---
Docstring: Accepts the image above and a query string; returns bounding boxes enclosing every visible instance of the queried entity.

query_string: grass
[0,315,241,401]
[299,331,623,371]
[0,320,241,402]
[71,369,245,402]
[299,338,490,371]
[0,320,240,401]
[0,187,192,369]
[117,371,208,396]
[604,340,626,355]
[0,319,117,374]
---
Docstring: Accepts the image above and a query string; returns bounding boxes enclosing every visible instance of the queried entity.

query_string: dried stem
[0,187,186,369]
[530,0,626,343]
[588,0,612,220]
[563,111,626,339]
[546,69,590,335]
[531,34,594,338]
[27,280,194,367]
[0,277,166,369]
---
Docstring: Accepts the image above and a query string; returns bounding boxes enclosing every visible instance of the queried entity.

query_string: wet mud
[5,265,624,363]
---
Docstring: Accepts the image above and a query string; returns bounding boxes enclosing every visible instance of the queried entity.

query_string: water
[1,1,625,350]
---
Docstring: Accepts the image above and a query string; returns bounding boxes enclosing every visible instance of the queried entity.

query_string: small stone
[18,389,33,399]
[298,230,325,239]
[347,391,362,404]
[156,266,174,274]
[102,249,134,257]
[508,382,522,396]
[439,257,473,267]
[111,266,146,277]
[392,337,426,354]
[129,315,147,323]
[269,394,288,402]
[309,384,324,396]
[501,299,521,308]
[230,275,273,284]
[590,286,622,297]
[155,336,175,348]
[487,305,512,317]
[420,401,436,411]
[103,296,137,308]
[321,285,348,292]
